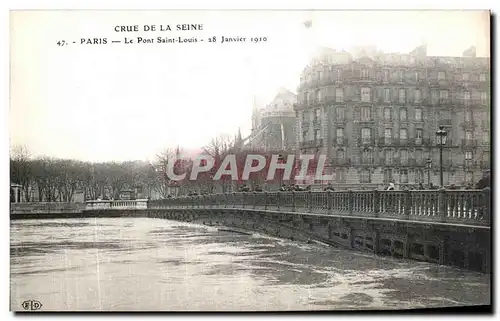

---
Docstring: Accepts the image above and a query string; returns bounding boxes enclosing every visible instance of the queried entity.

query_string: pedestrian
[387,182,395,191]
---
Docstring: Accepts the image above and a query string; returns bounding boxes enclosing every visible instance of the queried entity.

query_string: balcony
[461,139,478,148]
[358,138,375,146]
[333,137,348,146]
[439,119,452,127]
[331,158,350,166]
[480,160,490,169]
[439,98,451,105]
[312,119,322,128]
[300,139,323,148]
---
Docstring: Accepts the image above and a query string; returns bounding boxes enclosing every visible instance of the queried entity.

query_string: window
[465,131,473,141]
[431,90,438,104]
[465,110,472,122]
[414,89,421,103]
[360,169,371,183]
[398,70,404,82]
[361,128,371,143]
[384,128,392,144]
[462,73,469,81]
[415,108,422,121]
[337,149,345,161]
[361,87,371,102]
[416,128,423,144]
[385,149,393,165]
[314,108,321,120]
[465,171,473,183]
[335,88,344,103]
[415,71,419,82]
[337,69,343,81]
[361,107,371,121]
[439,90,449,102]
[463,91,471,105]
[361,68,369,79]
[400,108,407,121]
[400,128,408,141]
[482,151,490,163]
[384,108,391,121]
[415,149,423,164]
[336,168,345,182]
[336,128,344,144]
[302,131,308,141]
[384,88,391,102]
[316,89,322,102]
[400,169,409,183]
[383,70,389,82]
[336,107,345,120]
[438,71,446,80]
[400,150,408,165]
[479,73,486,82]
[362,150,372,164]
[303,91,309,104]
[415,169,424,183]
[465,151,473,160]
[399,89,406,103]
[483,131,489,144]
[314,129,321,141]
[308,92,314,103]
[480,92,488,104]
[384,169,393,182]
[318,71,323,80]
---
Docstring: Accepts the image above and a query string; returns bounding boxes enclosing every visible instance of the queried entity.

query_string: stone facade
[294,46,490,188]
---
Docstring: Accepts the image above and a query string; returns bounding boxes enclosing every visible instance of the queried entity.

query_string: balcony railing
[462,139,479,147]
[334,137,348,146]
[300,139,323,148]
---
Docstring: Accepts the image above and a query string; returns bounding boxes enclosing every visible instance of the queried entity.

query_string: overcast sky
[10,10,490,162]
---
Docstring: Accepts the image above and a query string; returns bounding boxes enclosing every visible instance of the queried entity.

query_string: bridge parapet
[148,189,491,226]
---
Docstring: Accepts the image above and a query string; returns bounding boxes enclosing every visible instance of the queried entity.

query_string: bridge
[11,189,491,273]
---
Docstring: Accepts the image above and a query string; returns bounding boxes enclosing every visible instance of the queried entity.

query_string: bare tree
[153,147,182,198]
[10,144,32,202]
[202,134,237,193]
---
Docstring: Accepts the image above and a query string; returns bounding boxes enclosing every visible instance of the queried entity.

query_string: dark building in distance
[294,45,490,188]
[246,88,297,152]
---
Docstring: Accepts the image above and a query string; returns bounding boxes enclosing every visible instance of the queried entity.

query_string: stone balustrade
[85,199,148,211]
[148,189,491,226]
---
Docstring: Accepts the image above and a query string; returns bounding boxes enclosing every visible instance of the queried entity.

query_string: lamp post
[426,158,432,188]
[436,126,448,187]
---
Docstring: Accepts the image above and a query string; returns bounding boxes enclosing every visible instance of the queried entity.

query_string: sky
[9,10,490,162]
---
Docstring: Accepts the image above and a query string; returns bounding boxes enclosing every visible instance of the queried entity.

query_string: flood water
[10,217,490,311]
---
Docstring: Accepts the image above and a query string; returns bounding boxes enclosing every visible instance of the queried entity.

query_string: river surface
[10,217,490,311]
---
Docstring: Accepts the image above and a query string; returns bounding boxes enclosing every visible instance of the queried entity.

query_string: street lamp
[426,158,432,189]
[436,126,448,187]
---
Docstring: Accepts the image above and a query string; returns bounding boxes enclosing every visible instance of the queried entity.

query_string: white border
[2,0,497,319]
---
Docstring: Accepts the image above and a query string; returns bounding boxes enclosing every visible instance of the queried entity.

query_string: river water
[10,217,490,311]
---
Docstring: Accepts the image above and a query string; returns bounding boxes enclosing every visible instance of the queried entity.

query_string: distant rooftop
[302,44,489,73]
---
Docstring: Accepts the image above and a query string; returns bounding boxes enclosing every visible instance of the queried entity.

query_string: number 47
[57,40,66,46]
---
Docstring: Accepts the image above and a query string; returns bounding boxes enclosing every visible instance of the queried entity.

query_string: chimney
[463,46,476,57]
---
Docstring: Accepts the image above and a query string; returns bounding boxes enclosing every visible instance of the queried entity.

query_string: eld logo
[21,300,42,311]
